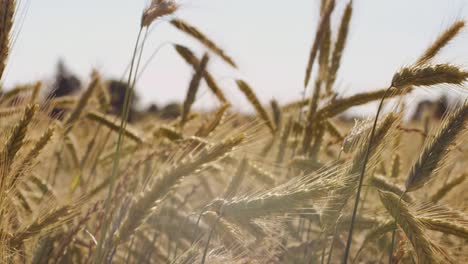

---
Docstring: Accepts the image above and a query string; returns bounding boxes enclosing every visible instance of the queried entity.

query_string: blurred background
[4,0,468,116]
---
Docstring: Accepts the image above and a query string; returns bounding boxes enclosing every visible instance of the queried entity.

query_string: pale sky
[5,0,468,113]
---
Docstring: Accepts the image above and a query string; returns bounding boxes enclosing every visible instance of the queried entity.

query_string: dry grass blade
[417,20,465,65]
[304,0,335,88]
[405,102,468,192]
[236,79,275,133]
[181,53,209,127]
[378,191,440,263]
[170,18,237,68]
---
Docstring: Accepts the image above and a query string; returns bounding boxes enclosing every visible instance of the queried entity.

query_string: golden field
[0,0,466,263]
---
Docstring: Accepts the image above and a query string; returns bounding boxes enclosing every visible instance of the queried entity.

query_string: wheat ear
[302,79,322,154]
[270,99,282,131]
[321,114,396,232]
[223,158,248,200]
[304,0,335,87]
[1,104,37,175]
[9,125,55,187]
[113,134,244,244]
[391,64,468,88]
[379,191,440,263]
[236,79,275,133]
[326,1,352,93]
[430,173,467,203]
[369,174,413,203]
[10,204,77,249]
[86,111,145,144]
[419,217,468,239]
[317,87,410,120]
[195,103,230,137]
[63,74,100,135]
[181,54,209,127]
[174,44,228,103]
[405,102,468,192]
[170,18,237,68]
[0,0,15,81]
[417,20,465,65]
[317,0,332,84]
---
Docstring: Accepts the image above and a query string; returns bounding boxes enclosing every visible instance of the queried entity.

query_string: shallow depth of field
[0,0,467,263]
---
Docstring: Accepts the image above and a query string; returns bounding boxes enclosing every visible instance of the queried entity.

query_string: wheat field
[0,0,467,263]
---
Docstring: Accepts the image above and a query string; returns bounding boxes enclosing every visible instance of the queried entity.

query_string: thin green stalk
[201,214,221,264]
[342,86,393,263]
[388,192,405,264]
[94,28,144,262]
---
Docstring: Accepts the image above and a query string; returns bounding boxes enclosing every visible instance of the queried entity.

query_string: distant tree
[50,60,82,98]
[49,60,82,119]
[159,102,181,119]
[412,95,448,121]
[107,79,139,122]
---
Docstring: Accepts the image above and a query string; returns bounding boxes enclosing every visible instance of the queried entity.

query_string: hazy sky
[5,0,468,113]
